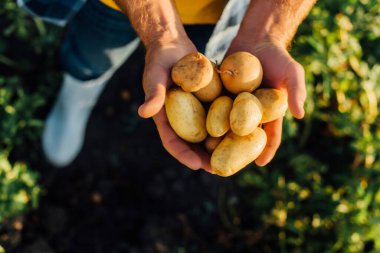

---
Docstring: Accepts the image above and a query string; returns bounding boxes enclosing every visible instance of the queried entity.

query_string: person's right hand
[137,39,212,172]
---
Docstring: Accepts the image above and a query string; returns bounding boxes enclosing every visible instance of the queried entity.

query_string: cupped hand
[138,40,212,172]
[227,40,307,166]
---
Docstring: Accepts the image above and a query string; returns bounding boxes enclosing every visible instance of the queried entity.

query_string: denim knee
[60,0,137,81]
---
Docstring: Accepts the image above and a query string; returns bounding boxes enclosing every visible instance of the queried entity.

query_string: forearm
[235,0,317,48]
[113,0,189,48]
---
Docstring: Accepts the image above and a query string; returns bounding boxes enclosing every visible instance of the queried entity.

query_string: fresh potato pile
[165,52,288,177]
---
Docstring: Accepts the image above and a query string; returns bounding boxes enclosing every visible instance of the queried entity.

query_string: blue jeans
[61,0,215,81]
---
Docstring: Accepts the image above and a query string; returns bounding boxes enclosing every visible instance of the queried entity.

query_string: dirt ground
[1,45,259,253]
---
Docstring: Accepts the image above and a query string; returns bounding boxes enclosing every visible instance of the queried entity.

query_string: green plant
[0,153,40,222]
[0,0,61,221]
[226,1,380,252]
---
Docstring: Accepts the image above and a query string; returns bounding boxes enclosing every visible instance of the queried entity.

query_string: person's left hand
[226,40,307,166]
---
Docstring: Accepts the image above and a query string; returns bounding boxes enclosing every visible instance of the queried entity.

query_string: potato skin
[204,136,223,154]
[171,52,213,92]
[165,89,207,143]
[220,52,263,94]
[230,92,263,136]
[211,128,267,177]
[194,63,223,102]
[206,96,233,137]
[254,88,288,123]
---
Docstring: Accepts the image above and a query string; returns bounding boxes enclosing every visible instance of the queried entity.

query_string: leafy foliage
[229,1,380,252]
[0,154,40,222]
[0,0,60,221]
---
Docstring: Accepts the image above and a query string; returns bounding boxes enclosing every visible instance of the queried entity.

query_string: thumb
[285,61,306,119]
[138,64,169,118]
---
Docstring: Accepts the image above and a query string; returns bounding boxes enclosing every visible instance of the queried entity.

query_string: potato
[206,96,233,137]
[165,89,207,143]
[204,136,223,154]
[194,63,223,102]
[254,88,288,123]
[171,52,213,92]
[233,91,260,105]
[211,128,267,177]
[230,92,262,136]
[220,52,263,94]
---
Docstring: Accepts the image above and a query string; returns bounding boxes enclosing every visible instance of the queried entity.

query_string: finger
[286,61,307,119]
[138,64,169,118]
[153,109,211,171]
[255,118,283,167]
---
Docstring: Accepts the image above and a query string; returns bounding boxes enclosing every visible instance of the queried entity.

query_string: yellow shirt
[100,0,227,24]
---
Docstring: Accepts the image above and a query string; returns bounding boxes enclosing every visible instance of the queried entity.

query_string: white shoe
[43,39,140,167]
[42,72,111,167]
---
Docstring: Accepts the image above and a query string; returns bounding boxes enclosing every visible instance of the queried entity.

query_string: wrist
[115,0,190,49]
[144,36,197,67]
[145,34,195,58]
[229,34,286,57]
[234,0,316,51]
[144,21,191,50]
[235,10,292,50]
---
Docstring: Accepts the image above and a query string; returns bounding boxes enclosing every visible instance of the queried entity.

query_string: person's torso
[100,0,228,24]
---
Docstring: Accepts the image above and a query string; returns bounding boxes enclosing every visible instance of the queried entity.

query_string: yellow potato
[254,88,288,123]
[211,128,267,177]
[206,96,233,137]
[165,89,207,143]
[220,51,263,94]
[204,136,223,154]
[193,63,223,102]
[233,91,262,105]
[230,92,262,136]
[171,52,213,92]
